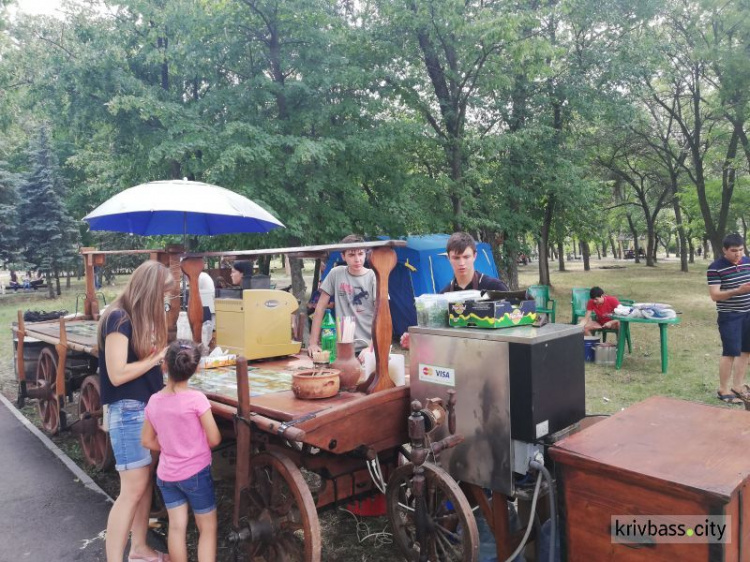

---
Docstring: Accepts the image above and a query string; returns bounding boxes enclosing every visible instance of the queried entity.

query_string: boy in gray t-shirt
[308,235,376,355]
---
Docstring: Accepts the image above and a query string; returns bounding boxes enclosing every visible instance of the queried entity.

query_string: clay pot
[331,342,363,391]
[291,369,340,400]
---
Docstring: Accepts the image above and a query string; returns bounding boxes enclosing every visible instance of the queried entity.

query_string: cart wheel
[33,348,60,435]
[243,450,321,562]
[77,376,114,471]
[386,462,479,562]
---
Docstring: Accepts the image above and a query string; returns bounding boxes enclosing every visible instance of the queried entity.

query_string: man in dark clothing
[401,232,508,348]
[440,232,508,293]
[707,233,750,404]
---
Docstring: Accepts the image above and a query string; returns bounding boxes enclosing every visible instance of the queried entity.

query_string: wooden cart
[12,240,481,561]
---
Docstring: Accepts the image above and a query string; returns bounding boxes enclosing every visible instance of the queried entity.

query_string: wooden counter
[550,396,750,561]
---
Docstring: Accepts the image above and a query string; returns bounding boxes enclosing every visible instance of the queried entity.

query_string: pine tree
[17,128,79,297]
[0,146,20,268]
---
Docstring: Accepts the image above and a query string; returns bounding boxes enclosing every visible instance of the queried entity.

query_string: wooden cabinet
[550,397,750,561]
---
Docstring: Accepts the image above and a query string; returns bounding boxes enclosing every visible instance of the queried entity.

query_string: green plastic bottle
[321,310,337,362]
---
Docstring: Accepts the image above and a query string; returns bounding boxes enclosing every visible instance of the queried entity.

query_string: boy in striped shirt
[707,233,750,403]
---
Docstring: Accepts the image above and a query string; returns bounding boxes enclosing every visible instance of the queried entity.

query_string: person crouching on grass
[142,340,221,562]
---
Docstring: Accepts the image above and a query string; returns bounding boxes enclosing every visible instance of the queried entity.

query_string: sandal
[717,392,742,405]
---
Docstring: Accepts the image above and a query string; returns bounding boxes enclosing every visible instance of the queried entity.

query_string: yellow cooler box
[215,289,301,360]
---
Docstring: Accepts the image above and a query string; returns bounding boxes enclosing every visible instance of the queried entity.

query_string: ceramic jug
[331,340,365,391]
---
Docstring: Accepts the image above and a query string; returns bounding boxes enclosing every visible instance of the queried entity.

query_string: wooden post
[181,257,205,342]
[55,316,69,430]
[153,247,183,332]
[233,357,251,529]
[16,310,26,384]
[80,247,103,319]
[364,246,397,394]
[464,483,519,560]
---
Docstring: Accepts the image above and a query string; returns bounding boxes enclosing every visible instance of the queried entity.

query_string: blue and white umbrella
[83,179,284,236]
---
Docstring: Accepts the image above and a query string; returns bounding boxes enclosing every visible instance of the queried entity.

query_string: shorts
[108,399,152,472]
[717,311,750,356]
[157,465,216,514]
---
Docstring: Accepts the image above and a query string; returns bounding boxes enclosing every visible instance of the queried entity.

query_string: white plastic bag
[176,311,192,340]
[201,321,214,356]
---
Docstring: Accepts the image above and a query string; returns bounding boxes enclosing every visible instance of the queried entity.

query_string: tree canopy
[1,0,749,289]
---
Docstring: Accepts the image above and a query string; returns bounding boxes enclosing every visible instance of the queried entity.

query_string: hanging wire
[339,506,393,548]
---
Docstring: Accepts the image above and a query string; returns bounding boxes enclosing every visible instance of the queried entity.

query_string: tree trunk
[646,224,656,266]
[627,214,641,265]
[312,259,322,292]
[538,240,550,287]
[557,241,566,272]
[501,245,519,291]
[582,240,591,272]
[539,196,555,286]
[257,256,271,276]
[673,199,689,273]
[610,236,618,258]
[46,272,54,299]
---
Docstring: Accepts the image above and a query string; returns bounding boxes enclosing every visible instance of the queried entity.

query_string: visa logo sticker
[418,363,456,387]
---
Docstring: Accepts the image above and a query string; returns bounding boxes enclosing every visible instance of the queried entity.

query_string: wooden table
[610,314,680,373]
[550,396,750,561]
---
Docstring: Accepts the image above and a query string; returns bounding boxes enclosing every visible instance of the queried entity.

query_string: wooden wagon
[12,240,481,561]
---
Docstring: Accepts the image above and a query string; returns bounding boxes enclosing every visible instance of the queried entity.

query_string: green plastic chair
[528,285,556,323]
[571,287,591,325]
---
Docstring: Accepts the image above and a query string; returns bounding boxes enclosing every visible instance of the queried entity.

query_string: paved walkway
[0,393,110,561]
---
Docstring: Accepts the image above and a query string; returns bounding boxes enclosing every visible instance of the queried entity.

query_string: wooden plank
[248,390,363,421]
[80,239,407,260]
[180,239,408,259]
[16,311,25,384]
[559,463,714,561]
[293,386,410,453]
[20,320,99,356]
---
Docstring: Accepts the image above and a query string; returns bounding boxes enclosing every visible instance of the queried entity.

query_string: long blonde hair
[97,260,175,360]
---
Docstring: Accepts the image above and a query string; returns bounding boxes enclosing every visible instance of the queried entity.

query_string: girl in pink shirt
[142,340,221,562]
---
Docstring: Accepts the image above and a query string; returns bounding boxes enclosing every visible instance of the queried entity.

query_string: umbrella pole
[182,213,188,311]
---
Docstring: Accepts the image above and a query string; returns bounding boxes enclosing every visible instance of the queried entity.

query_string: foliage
[16,128,80,285]
[0,141,21,266]
[0,0,749,284]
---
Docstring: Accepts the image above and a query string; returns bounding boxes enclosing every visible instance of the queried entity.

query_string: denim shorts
[718,311,750,356]
[108,399,152,472]
[157,465,216,514]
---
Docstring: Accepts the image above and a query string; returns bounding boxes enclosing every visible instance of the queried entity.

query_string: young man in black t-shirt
[401,232,508,348]
[440,232,508,293]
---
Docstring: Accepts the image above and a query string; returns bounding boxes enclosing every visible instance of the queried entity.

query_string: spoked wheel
[386,462,479,562]
[77,376,113,471]
[242,450,321,562]
[33,348,60,434]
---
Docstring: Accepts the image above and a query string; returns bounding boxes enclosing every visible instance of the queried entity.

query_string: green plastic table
[610,315,681,373]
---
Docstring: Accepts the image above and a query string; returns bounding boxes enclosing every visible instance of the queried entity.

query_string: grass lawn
[517,256,723,415]
[0,255,727,415]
